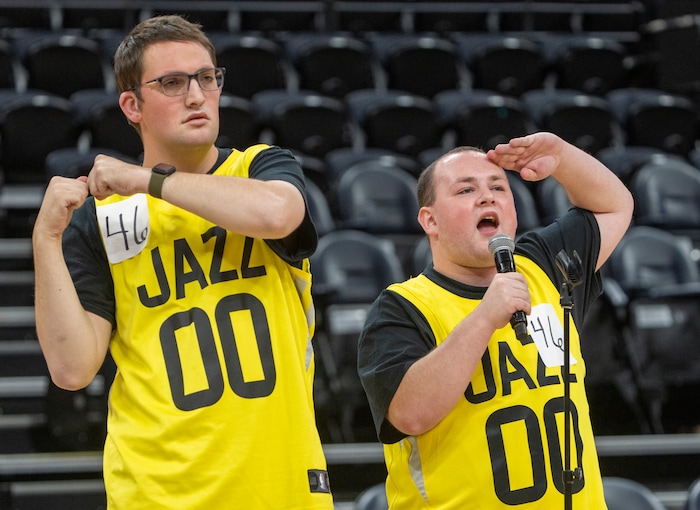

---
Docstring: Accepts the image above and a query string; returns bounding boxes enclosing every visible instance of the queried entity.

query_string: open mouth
[477,215,499,231]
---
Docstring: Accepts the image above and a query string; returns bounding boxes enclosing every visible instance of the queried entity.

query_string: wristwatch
[149,163,176,199]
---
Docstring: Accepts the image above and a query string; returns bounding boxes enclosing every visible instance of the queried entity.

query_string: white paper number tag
[527,303,577,368]
[96,194,150,264]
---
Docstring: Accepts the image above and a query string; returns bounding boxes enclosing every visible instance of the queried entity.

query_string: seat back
[345,89,443,157]
[213,34,289,99]
[646,16,700,96]
[254,90,353,158]
[71,89,142,158]
[455,34,545,96]
[21,33,108,97]
[335,161,420,235]
[631,157,700,233]
[548,36,628,95]
[609,226,699,296]
[217,94,261,151]
[596,146,675,186]
[0,91,79,183]
[435,89,533,150]
[603,477,666,510]
[523,89,616,154]
[370,34,466,97]
[311,229,405,307]
[325,147,421,187]
[607,88,698,156]
[285,33,380,98]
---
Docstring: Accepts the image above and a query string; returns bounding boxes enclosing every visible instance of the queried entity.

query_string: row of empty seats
[2,87,699,240]
[0,28,687,99]
[1,83,700,244]
[1,85,698,184]
[0,1,652,36]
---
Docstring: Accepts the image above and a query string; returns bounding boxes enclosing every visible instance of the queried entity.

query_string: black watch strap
[149,163,176,199]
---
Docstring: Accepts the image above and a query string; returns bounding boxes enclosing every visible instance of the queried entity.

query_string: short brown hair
[417,146,485,207]
[114,15,217,94]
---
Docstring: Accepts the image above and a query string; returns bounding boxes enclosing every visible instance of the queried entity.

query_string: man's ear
[418,206,436,235]
[119,91,142,124]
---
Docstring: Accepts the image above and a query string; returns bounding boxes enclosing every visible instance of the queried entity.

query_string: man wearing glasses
[32,15,332,510]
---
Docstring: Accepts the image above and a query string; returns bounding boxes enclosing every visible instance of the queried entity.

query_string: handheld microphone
[488,234,529,342]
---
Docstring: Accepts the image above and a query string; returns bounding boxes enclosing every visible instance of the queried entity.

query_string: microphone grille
[488,234,514,255]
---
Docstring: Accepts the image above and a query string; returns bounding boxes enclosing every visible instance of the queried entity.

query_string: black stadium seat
[253,89,354,158]
[434,89,534,150]
[212,33,290,99]
[283,33,382,98]
[544,35,629,96]
[16,32,110,98]
[522,88,617,154]
[345,89,444,157]
[368,33,467,98]
[0,91,79,184]
[70,88,143,158]
[454,34,546,97]
[607,87,699,156]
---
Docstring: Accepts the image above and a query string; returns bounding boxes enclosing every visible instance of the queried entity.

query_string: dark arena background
[1,1,700,508]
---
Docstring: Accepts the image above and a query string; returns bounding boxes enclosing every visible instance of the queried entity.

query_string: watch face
[153,164,176,175]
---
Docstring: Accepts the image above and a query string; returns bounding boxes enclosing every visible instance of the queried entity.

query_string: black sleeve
[248,146,318,263]
[63,196,116,327]
[358,289,436,444]
[516,207,603,329]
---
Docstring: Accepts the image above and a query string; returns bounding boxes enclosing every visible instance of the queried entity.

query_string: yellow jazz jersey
[95,146,332,509]
[384,255,607,509]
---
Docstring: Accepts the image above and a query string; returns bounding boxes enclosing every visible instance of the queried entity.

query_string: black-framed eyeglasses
[137,67,226,96]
